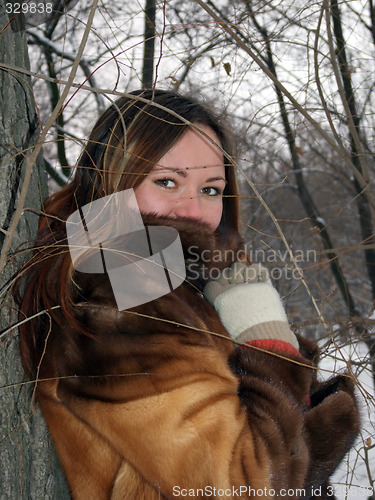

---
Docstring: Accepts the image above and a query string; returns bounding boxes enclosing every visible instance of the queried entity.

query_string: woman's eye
[155,178,176,189]
[201,186,222,196]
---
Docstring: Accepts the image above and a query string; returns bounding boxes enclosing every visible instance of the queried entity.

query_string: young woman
[17,89,359,499]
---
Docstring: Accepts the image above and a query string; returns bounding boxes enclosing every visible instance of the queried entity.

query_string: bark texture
[0,5,70,499]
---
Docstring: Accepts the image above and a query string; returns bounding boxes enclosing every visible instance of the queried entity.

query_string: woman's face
[134,126,226,231]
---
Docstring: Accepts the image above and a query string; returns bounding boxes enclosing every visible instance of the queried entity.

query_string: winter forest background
[0,0,374,497]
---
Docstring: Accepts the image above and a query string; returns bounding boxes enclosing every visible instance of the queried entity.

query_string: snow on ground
[317,340,374,499]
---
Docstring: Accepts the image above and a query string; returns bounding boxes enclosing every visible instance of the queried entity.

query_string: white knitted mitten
[204,262,299,349]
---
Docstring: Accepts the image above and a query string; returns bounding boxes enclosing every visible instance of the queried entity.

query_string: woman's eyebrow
[153,166,227,182]
[154,166,187,176]
[205,176,227,184]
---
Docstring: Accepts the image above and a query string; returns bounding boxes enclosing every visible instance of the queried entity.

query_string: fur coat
[34,215,360,499]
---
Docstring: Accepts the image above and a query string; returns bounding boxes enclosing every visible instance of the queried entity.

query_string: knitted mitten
[204,262,299,350]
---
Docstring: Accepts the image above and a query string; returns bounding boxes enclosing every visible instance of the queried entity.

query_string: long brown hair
[15,88,240,376]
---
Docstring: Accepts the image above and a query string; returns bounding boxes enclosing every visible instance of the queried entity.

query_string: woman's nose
[174,195,203,221]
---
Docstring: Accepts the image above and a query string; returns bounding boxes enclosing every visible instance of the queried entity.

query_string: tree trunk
[0,6,70,499]
[142,0,156,89]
